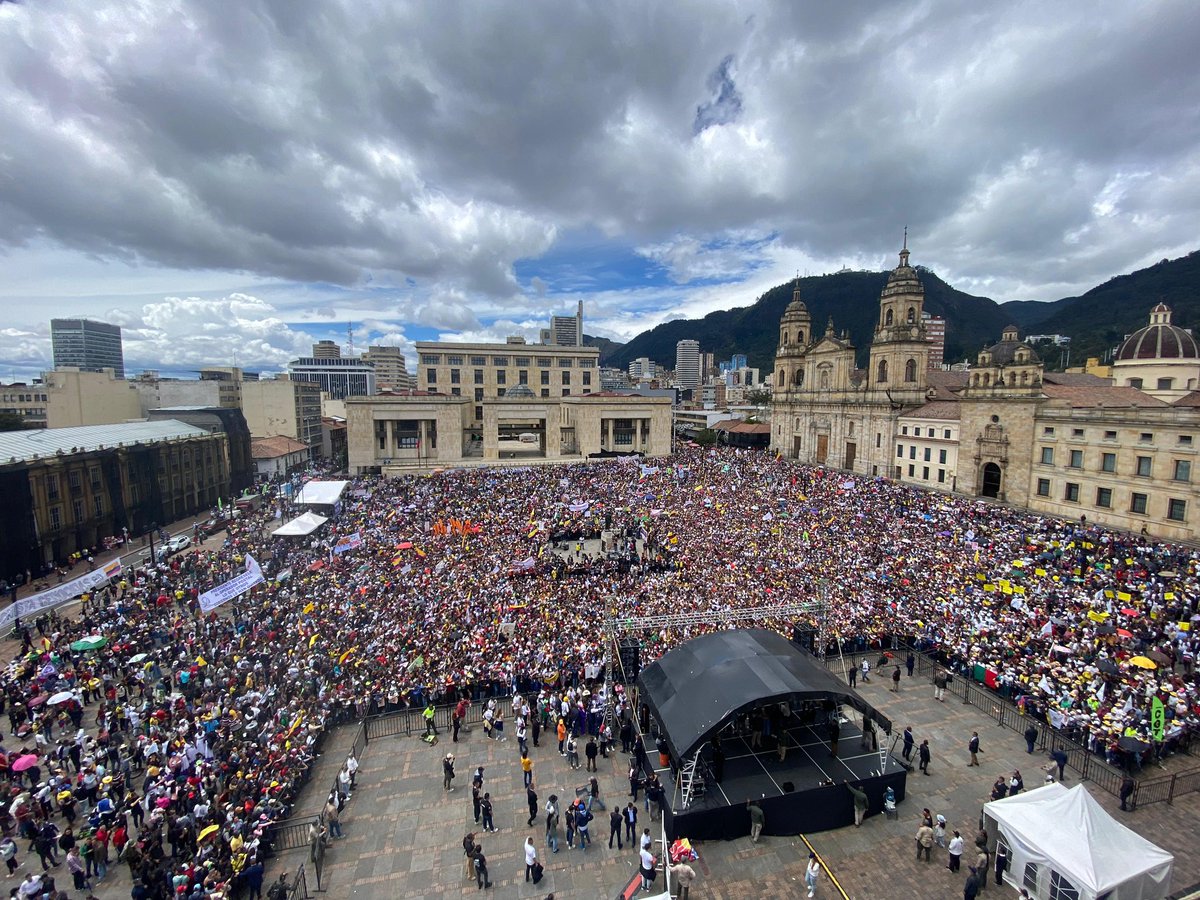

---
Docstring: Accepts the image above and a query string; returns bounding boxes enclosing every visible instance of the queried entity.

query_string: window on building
[1096,487,1112,508]
[492,356,508,367]
[474,388,483,401]
[561,372,571,386]
[922,466,929,480]
[472,369,483,384]
[907,463,914,477]
[901,426,908,435]
[496,370,506,385]
[923,447,931,462]
[497,388,506,397]
[49,506,61,530]
[582,372,591,386]
[1130,492,1148,514]
[540,388,549,398]
[877,359,888,382]
[515,357,530,366]
[447,355,464,366]
[450,369,460,384]
[1064,482,1079,502]
[876,433,882,448]
[561,388,570,396]
[937,469,946,484]
[469,356,486,366]
[426,368,436,383]
[936,448,946,464]
[943,429,951,439]
[518,370,528,384]
[1179,435,1193,446]
[896,444,903,458]
[1040,447,1054,465]
[557,358,573,367]
[1104,430,1117,441]
[46,475,58,500]
[905,359,917,382]
[1140,432,1153,442]
[1043,427,1055,436]
[1158,377,1174,391]
[1128,377,1144,389]
[1168,498,1187,521]
[1174,460,1191,481]
[474,405,483,420]
[1135,456,1152,477]
[541,371,550,385]
[1069,449,1083,468]
[537,358,551,367]
[69,469,81,489]
[420,354,441,365]
[1071,428,1084,438]
[1101,452,1116,473]
[1036,478,1050,497]
[450,387,461,396]
[909,446,916,460]
[73,499,85,520]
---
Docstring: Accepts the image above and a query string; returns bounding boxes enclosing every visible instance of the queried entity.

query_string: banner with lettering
[199,555,264,613]
[0,558,123,631]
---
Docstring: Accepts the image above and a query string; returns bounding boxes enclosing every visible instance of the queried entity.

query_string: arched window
[778,369,785,385]
[793,369,804,388]
[983,373,991,387]
[907,307,915,323]
[904,359,917,382]
[972,374,979,387]
[782,331,789,346]
[877,360,888,383]
[819,366,831,390]
[885,309,894,326]
[797,330,805,344]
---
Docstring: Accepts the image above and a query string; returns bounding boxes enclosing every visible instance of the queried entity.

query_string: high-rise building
[628,357,656,381]
[675,340,701,390]
[311,340,342,359]
[50,318,125,378]
[287,356,376,400]
[720,354,748,374]
[923,312,946,370]
[547,300,584,346]
[363,346,410,392]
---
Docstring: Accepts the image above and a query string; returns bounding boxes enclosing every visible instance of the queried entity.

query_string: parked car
[165,534,191,554]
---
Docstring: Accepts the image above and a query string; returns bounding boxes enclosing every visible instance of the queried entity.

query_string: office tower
[50,318,125,378]
[675,340,701,390]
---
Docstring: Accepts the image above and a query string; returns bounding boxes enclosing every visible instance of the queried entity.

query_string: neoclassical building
[771,253,1200,540]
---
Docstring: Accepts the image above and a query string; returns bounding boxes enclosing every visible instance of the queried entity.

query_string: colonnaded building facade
[771,247,1200,541]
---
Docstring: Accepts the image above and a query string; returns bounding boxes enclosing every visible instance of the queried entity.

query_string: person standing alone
[968,732,981,767]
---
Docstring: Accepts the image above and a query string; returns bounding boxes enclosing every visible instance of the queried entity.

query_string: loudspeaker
[616,639,641,683]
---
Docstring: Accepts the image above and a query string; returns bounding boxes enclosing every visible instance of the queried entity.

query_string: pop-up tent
[983,783,1172,900]
[271,511,329,537]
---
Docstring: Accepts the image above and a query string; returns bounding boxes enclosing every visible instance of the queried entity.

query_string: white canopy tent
[984,784,1172,900]
[271,511,329,537]
[295,480,349,507]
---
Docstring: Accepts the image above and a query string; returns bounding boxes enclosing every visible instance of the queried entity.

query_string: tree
[696,428,718,446]
[0,413,32,432]
[745,388,772,406]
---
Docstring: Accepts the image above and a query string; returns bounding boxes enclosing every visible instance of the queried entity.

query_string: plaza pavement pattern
[265,671,1200,900]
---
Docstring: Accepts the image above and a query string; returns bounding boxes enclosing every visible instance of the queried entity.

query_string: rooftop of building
[0,419,209,465]
[901,400,962,421]
[1041,384,1169,409]
[250,435,312,459]
[1041,372,1113,387]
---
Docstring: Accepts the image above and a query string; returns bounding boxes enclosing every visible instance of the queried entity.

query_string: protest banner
[199,555,264,613]
[0,558,123,631]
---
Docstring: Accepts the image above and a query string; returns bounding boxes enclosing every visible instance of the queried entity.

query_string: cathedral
[770,247,1200,541]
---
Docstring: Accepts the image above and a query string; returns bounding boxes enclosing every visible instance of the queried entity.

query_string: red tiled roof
[902,400,961,420]
[251,435,311,459]
[1041,385,1167,408]
[1042,372,1112,386]
[1172,390,1200,407]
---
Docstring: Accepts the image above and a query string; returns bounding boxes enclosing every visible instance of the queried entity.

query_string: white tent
[984,784,1172,900]
[271,511,329,537]
[295,480,349,507]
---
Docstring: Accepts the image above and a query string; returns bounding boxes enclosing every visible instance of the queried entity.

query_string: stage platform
[657,710,908,840]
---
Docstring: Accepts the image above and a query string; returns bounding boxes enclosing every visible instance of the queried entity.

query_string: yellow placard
[1035,568,1047,577]
[1117,591,1132,602]
[1087,610,1109,623]
[1001,584,1013,595]
[983,584,996,592]
[1165,592,1175,600]
[1014,586,1025,595]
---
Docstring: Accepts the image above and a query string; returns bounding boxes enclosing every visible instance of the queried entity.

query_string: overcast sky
[2,0,1198,379]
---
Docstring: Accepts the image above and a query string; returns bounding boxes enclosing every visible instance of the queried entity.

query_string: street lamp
[148,522,157,566]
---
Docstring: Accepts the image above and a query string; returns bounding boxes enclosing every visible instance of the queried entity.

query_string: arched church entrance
[980,463,1002,499]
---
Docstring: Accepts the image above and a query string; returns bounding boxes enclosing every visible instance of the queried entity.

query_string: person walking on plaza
[608,807,622,849]
[848,664,857,689]
[521,752,534,787]
[902,725,914,762]
[892,666,902,692]
[463,833,477,881]
[472,842,491,890]
[480,793,496,833]
[639,843,657,892]
[472,782,482,824]
[524,836,539,882]
[453,697,469,743]
[968,732,981,766]
[443,753,456,791]
[845,780,868,827]
[906,651,916,677]
[919,739,932,775]
[916,820,934,861]
[947,830,964,871]
[623,802,638,846]
[861,658,871,683]
[545,795,560,854]
[1050,748,1068,782]
[803,852,821,897]
[526,783,539,827]
[964,866,981,900]
[934,671,948,701]
[1024,723,1038,754]
[747,799,765,842]
[585,735,599,772]
[1120,775,1135,811]
[671,860,697,900]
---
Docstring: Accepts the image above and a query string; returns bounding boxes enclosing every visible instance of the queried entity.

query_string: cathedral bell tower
[775,279,812,394]
[867,236,929,402]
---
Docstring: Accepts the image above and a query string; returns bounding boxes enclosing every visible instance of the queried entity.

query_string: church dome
[783,280,809,317]
[1114,304,1199,361]
[980,325,1040,365]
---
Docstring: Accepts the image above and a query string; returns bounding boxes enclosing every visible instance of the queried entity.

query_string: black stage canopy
[638,628,893,761]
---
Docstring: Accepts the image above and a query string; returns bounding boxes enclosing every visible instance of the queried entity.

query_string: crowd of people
[0,445,1195,898]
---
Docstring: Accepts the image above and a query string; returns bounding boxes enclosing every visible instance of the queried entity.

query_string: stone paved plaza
[264,668,1200,900]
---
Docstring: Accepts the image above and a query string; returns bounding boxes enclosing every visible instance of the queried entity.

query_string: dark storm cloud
[0,0,1197,306]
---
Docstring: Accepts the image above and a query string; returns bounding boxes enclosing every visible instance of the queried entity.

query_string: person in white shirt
[639,845,656,891]
[805,852,821,897]
[523,836,538,882]
[947,830,965,871]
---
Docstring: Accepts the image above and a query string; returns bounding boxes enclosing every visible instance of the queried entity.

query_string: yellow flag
[302,602,315,615]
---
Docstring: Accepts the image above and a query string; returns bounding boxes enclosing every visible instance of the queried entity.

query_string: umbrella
[26,695,47,708]
[70,636,107,652]
[1120,608,1139,617]
[47,691,75,706]
[1128,656,1157,670]
[1116,629,1133,639]
[198,824,220,841]
[1117,736,1151,753]
[1145,650,1171,666]
[1097,659,1121,676]
[11,755,38,772]
[127,653,149,665]
[1094,625,1116,635]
